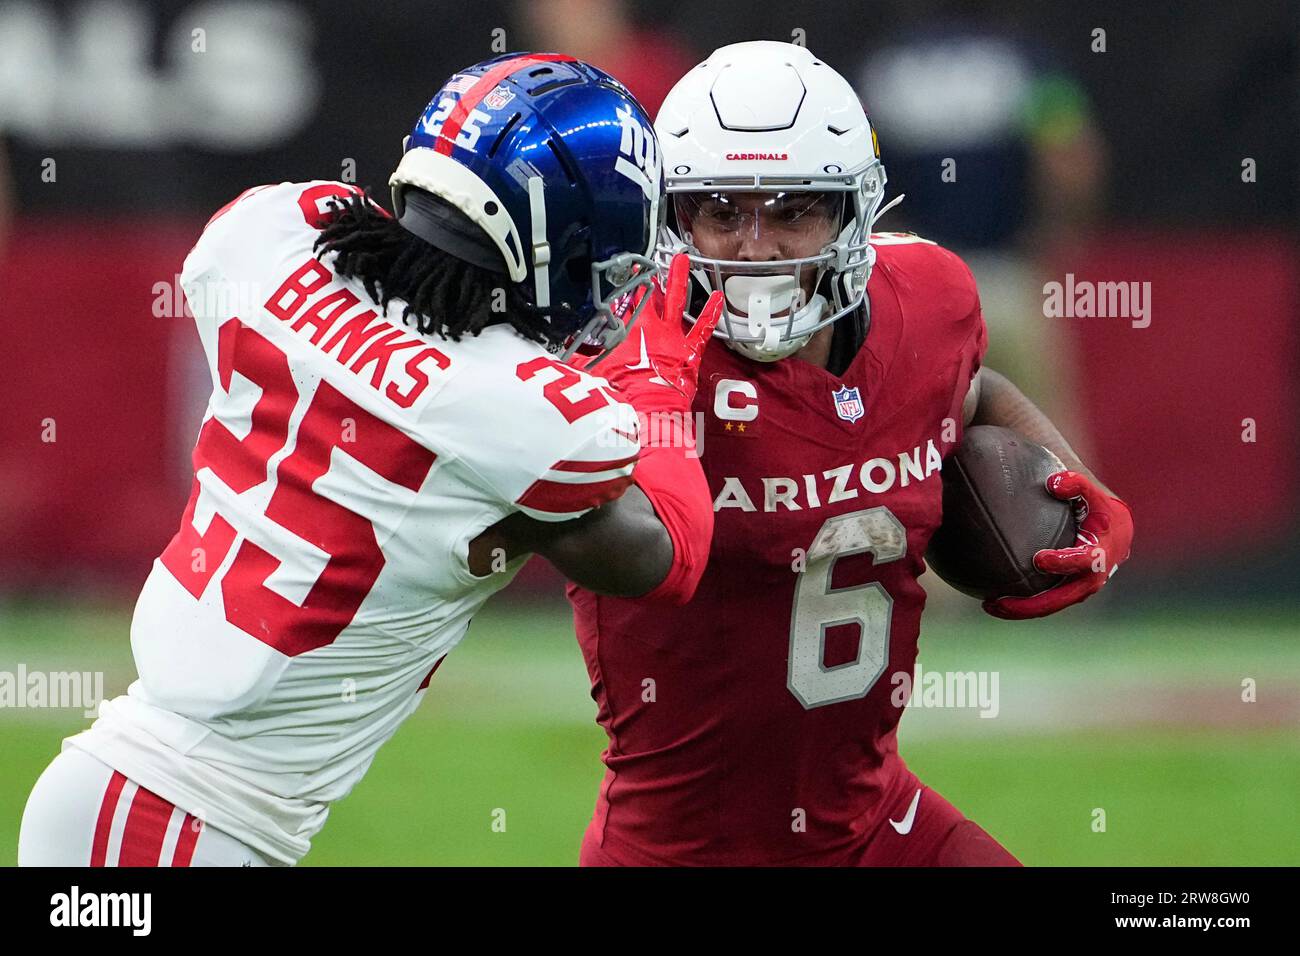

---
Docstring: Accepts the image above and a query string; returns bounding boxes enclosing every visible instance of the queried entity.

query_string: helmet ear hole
[565,252,593,286]
[563,249,597,307]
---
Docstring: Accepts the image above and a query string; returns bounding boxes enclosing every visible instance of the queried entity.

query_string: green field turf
[2,596,1297,866]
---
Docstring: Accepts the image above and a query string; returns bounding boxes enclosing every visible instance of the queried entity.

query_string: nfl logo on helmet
[832,385,864,423]
[483,86,514,110]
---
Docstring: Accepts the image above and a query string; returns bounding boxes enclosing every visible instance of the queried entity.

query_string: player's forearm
[536,451,714,606]
[624,441,714,603]
[505,485,674,597]
[971,368,1111,494]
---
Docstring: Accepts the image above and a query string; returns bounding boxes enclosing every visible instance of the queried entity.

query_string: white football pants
[18,747,273,867]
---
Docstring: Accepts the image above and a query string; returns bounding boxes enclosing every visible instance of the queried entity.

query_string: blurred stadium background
[0,0,1296,865]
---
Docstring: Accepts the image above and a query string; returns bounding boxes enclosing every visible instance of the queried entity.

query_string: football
[926,426,1077,600]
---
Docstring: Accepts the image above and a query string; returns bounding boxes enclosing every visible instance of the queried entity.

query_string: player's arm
[473,254,725,603]
[470,485,674,597]
[962,367,1108,492]
[960,366,1135,619]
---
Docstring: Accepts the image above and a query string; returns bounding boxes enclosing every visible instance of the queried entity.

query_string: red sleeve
[602,363,714,604]
[630,438,714,604]
[908,241,988,431]
[949,290,988,430]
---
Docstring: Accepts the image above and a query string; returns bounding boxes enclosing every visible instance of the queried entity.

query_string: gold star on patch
[737,422,746,433]
[724,422,732,431]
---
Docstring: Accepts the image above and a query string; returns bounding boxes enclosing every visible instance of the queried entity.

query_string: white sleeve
[443,353,643,523]
[510,398,641,522]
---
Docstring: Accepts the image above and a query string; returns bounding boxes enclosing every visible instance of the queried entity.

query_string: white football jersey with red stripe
[67,181,638,864]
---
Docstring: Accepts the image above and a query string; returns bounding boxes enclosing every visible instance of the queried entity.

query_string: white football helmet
[656,41,891,362]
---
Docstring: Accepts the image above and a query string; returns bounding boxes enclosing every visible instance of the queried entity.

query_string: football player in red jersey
[567,41,1135,866]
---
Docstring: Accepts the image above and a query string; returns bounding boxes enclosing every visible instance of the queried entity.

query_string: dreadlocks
[313,191,557,346]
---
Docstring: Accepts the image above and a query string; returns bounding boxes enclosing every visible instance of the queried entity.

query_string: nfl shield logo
[484,86,515,110]
[832,385,865,423]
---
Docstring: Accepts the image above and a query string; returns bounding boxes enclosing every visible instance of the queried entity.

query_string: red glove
[983,471,1134,620]
[566,255,724,605]
[584,252,724,413]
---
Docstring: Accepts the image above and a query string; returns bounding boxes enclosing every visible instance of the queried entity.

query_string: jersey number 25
[160,319,436,656]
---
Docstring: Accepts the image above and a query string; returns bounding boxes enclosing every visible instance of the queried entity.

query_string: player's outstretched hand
[983,471,1134,619]
[591,253,724,404]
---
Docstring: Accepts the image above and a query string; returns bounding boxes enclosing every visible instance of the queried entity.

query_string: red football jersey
[568,236,988,865]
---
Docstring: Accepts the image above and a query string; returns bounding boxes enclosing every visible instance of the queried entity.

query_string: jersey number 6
[787,508,906,709]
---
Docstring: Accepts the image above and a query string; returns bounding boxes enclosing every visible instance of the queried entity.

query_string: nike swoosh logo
[624,328,672,387]
[889,788,922,835]
[611,427,639,444]
[624,329,653,371]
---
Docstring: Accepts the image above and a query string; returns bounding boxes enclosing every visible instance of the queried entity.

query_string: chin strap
[528,176,551,311]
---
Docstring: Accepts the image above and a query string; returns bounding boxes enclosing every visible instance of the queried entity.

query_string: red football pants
[580,766,1022,867]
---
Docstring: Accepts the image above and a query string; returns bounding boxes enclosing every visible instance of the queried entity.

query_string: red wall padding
[1048,231,1299,555]
[0,219,198,590]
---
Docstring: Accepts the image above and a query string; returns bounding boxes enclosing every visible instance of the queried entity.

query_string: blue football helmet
[389,53,664,357]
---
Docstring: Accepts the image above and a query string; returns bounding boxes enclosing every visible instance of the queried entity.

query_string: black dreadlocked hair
[313,191,557,346]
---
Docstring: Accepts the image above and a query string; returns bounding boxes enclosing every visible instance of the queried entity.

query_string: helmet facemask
[556,250,659,361]
[556,181,665,361]
[660,161,887,362]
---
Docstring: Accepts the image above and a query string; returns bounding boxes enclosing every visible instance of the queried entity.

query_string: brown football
[926,426,1077,600]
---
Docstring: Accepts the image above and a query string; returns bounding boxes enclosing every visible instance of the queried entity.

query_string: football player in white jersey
[17,54,722,867]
